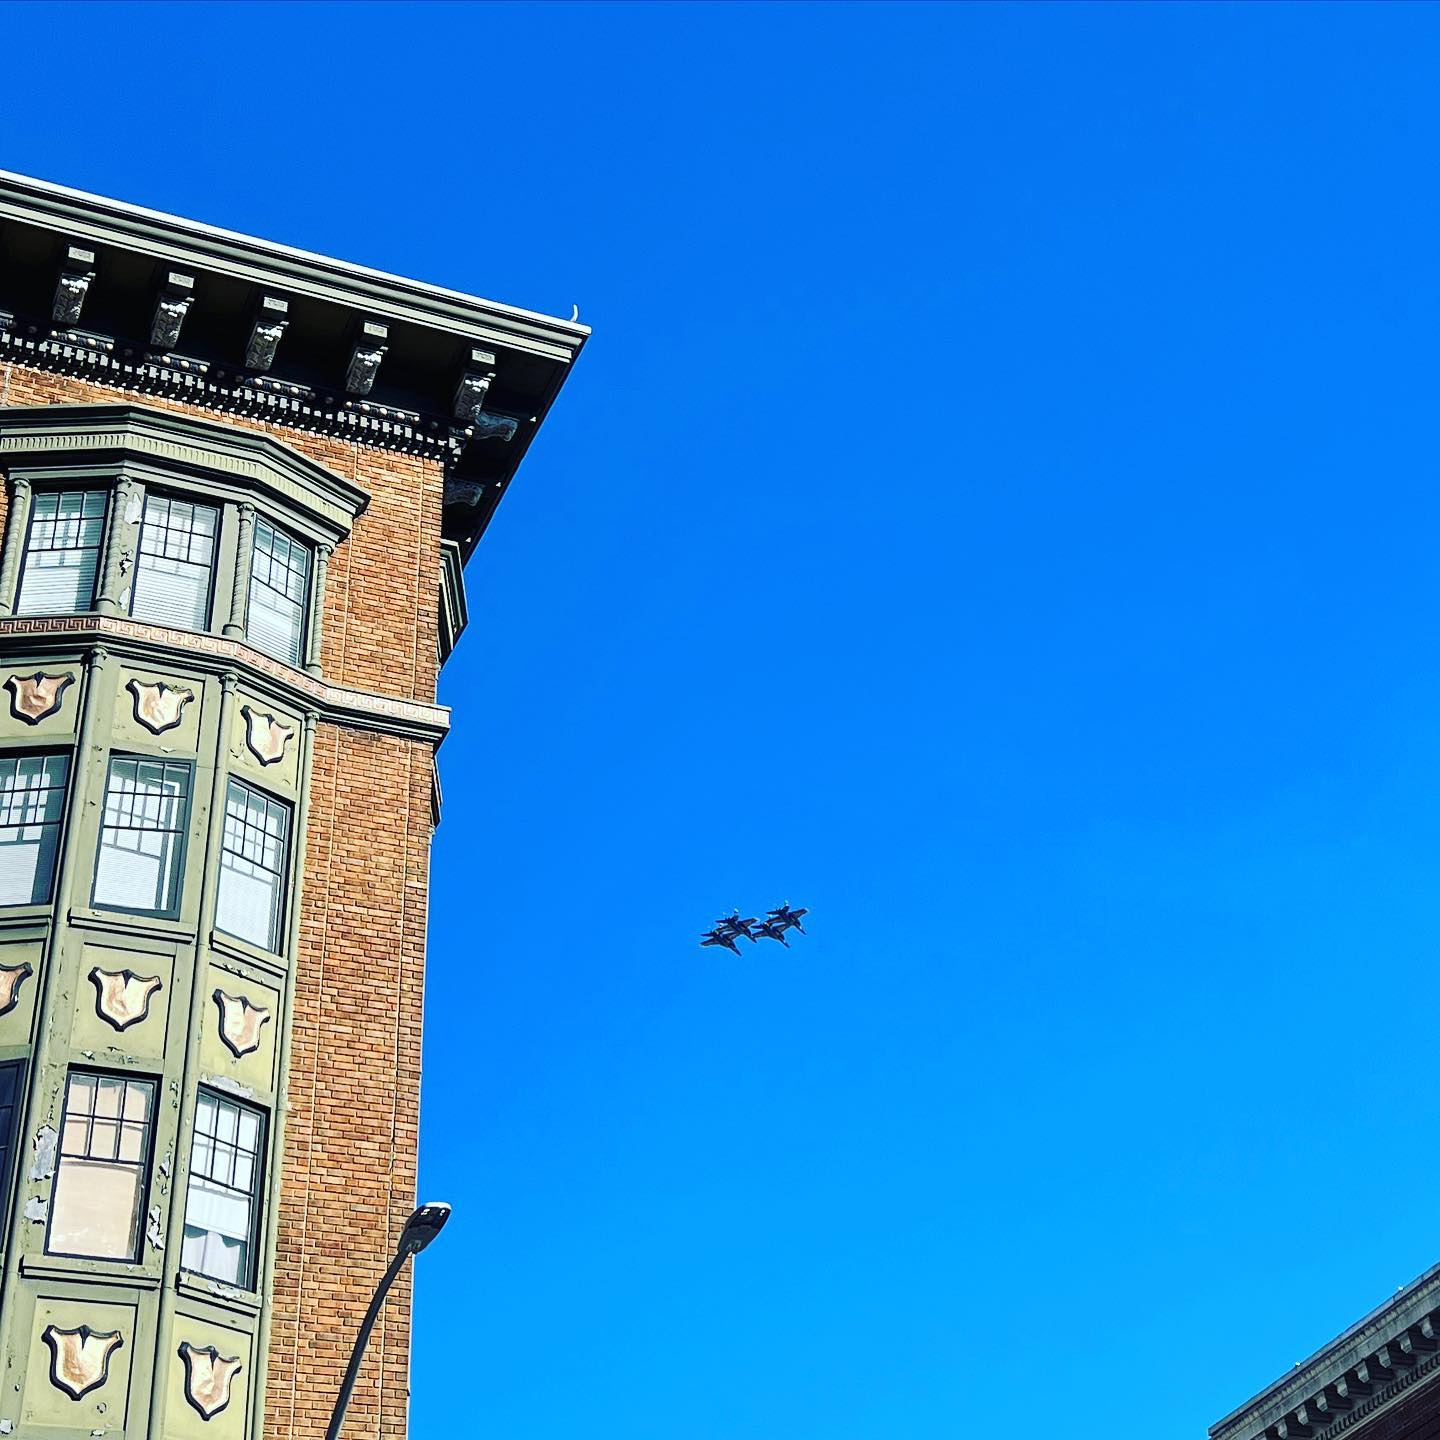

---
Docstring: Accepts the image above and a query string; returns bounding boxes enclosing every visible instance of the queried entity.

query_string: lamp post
[324,1201,452,1440]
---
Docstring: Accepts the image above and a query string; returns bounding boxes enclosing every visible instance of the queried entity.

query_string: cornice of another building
[1211,1263,1440,1440]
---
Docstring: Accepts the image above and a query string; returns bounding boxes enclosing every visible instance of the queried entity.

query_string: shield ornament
[89,967,163,1032]
[42,1323,123,1400]
[0,961,33,1017]
[127,679,194,736]
[239,705,293,766]
[5,671,74,725]
[212,990,272,1059]
[178,1342,243,1421]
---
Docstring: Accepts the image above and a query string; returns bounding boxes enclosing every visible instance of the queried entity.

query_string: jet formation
[700,904,808,955]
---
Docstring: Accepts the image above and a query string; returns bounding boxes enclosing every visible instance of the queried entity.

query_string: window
[181,1090,265,1287]
[15,489,107,616]
[92,758,191,916]
[130,493,218,631]
[246,519,310,665]
[0,1062,22,1229]
[48,1071,156,1261]
[0,754,68,905]
[215,779,289,952]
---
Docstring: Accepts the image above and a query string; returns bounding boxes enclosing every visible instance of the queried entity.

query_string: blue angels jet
[700,924,743,955]
[765,904,807,937]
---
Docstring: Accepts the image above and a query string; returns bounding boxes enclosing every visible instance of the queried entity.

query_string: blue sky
[7,2,1440,1435]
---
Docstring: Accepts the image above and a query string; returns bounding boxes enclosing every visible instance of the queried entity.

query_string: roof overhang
[0,170,588,558]
[1211,1263,1440,1440]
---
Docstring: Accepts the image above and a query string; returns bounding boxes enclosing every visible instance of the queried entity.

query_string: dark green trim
[438,537,469,666]
[0,404,368,541]
[0,169,588,363]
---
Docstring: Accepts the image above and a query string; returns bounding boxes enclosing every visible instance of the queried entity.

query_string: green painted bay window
[129,492,219,631]
[0,753,68,905]
[246,517,310,665]
[215,778,290,951]
[92,757,191,917]
[15,489,107,616]
[47,1071,157,1261]
[181,1089,265,1287]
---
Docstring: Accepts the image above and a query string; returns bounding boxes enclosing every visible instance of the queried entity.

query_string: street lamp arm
[324,1203,450,1440]
[324,1246,410,1440]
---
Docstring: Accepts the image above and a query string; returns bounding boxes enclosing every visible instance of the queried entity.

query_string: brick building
[1213,1267,1440,1440]
[0,172,585,1439]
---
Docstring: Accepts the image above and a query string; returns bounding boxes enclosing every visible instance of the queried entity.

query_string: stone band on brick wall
[0,616,449,741]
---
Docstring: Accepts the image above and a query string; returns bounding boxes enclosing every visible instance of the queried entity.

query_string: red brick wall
[268,723,431,1440]
[0,363,444,702]
[0,362,441,1440]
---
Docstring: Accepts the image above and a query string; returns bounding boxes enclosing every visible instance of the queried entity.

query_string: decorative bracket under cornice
[345,320,388,395]
[51,243,95,325]
[149,270,195,351]
[245,294,289,372]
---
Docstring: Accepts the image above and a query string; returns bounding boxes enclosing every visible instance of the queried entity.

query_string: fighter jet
[767,904,808,936]
[700,926,743,956]
[753,916,791,947]
[716,911,758,943]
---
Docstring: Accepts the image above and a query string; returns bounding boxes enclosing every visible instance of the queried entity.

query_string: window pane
[0,755,68,905]
[246,519,309,665]
[90,1119,119,1159]
[130,494,219,631]
[49,1157,143,1259]
[92,758,190,915]
[182,1090,263,1288]
[16,490,106,616]
[118,1121,146,1163]
[47,1073,154,1262]
[94,1077,123,1118]
[215,779,288,951]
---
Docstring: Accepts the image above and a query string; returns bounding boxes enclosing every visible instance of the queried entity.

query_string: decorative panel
[21,1296,138,1430]
[70,942,177,1062]
[0,663,80,738]
[229,691,300,793]
[165,1318,252,1440]
[0,939,43,1046]
[200,966,280,1094]
[113,665,206,753]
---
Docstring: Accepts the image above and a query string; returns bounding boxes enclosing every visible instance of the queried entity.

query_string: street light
[325,1201,452,1440]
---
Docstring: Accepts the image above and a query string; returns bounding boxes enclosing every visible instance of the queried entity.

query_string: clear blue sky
[7,2,1440,1434]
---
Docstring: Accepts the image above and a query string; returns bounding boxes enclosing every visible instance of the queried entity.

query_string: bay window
[129,492,219,631]
[246,518,310,665]
[0,753,69,905]
[15,489,106,616]
[181,1090,265,1287]
[92,757,191,917]
[48,1071,156,1261]
[215,778,290,952]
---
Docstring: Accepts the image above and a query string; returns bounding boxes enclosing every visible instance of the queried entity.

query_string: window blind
[15,490,106,616]
[92,758,190,916]
[130,495,218,631]
[246,519,309,665]
[215,779,288,950]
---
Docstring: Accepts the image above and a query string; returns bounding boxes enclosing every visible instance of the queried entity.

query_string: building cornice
[0,171,589,365]
[1212,1265,1440,1440]
[0,170,588,558]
